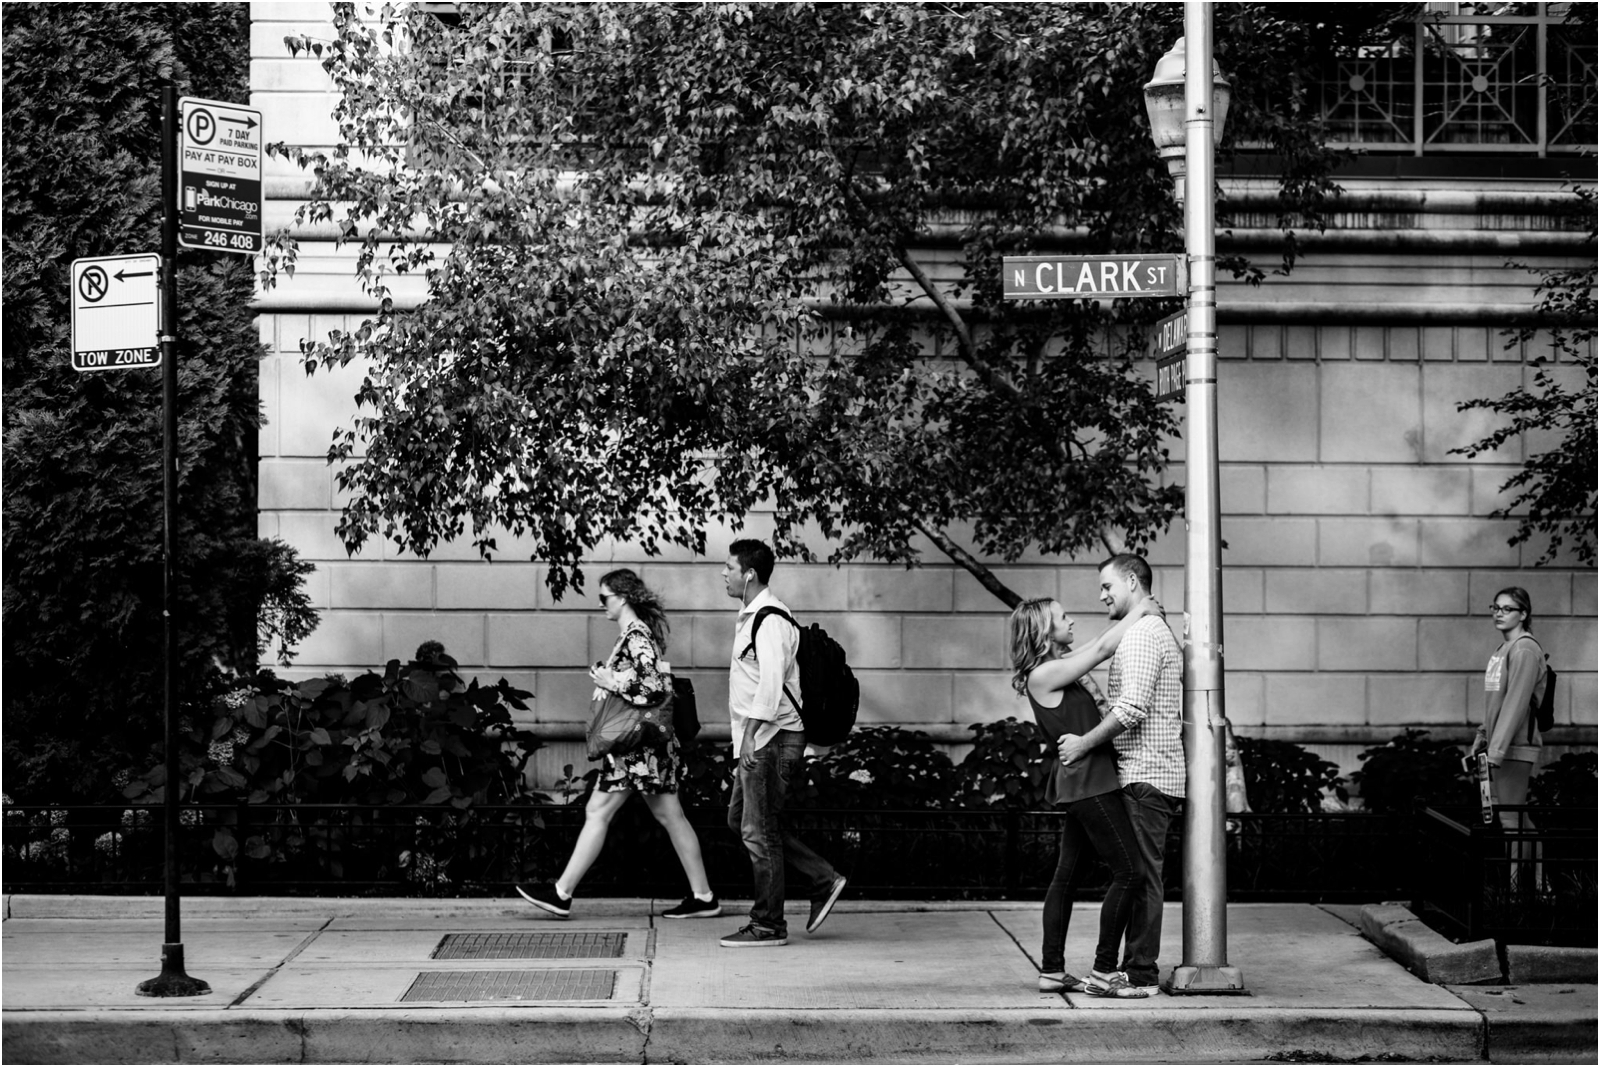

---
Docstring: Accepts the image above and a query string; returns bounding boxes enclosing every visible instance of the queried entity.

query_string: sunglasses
[598,591,622,606]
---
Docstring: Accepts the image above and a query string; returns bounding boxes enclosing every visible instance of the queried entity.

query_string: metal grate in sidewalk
[431,931,628,960]
[401,969,618,1002]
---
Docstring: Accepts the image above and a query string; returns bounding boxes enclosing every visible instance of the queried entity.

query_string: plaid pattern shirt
[1109,615,1185,798]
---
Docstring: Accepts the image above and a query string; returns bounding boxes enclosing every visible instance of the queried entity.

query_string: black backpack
[670,676,701,744]
[743,607,859,746]
[1516,636,1556,736]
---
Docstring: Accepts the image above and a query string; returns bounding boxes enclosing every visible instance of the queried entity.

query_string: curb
[0,1006,1484,1066]
[1359,903,1502,984]
[1506,945,1600,985]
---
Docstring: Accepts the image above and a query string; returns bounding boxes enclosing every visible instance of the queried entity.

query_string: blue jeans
[1120,782,1181,987]
[1041,790,1146,975]
[726,730,837,937]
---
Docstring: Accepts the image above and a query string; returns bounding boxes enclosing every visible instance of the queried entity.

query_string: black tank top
[1027,681,1122,806]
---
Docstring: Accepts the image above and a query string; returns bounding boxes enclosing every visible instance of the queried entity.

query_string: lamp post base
[136,944,211,998]
[1166,964,1248,995]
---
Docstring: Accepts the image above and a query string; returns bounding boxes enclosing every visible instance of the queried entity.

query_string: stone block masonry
[250,3,1595,788]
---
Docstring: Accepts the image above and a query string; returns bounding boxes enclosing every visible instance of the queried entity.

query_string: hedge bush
[2,3,317,802]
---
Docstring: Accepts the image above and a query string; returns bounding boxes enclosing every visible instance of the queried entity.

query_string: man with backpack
[718,539,848,948]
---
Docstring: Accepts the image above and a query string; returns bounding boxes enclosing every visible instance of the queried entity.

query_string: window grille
[1318,3,1596,156]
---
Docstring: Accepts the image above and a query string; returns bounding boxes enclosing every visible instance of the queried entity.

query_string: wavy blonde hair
[1007,597,1059,696]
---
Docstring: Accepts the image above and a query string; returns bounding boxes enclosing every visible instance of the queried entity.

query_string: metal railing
[1316,5,1595,156]
[1412,805,1597,947]
[4,803,1413,903]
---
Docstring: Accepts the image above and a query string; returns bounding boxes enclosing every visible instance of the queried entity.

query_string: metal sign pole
[138,80,209,998]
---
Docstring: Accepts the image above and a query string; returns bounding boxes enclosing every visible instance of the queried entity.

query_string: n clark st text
[1002,254,1184,300]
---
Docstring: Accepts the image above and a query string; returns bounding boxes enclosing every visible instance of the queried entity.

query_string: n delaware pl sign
[1003,254,1183,300]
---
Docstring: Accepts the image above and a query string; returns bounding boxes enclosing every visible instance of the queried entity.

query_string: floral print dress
[595,620,682,794]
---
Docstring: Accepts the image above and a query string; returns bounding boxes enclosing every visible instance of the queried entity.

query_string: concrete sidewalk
[2,895,1592,1064]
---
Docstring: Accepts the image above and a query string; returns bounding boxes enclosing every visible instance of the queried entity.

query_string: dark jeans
[727,729,837,937]
[1120,782,1181,987]
[1041,790,1146,975]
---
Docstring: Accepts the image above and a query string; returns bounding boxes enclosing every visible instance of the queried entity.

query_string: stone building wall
[249,2,1596,787]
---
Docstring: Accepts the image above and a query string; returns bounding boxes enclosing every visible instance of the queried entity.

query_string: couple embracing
[1007,554,1183,999]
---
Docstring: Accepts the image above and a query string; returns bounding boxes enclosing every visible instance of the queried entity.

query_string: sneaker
[514,882,571,918]
[1038,971,1087,993]
[806,875,848,934]
[1084,969,1153,999]
[719,924,787,948]
[660,893,722,919]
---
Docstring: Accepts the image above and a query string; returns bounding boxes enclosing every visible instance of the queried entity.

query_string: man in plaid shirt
[1058,554,1183,995]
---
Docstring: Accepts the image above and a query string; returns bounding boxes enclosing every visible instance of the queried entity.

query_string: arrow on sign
[220,114,259,130]
[115,268,154,282]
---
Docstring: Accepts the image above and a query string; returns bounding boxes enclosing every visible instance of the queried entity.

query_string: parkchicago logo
[195,189,259,213]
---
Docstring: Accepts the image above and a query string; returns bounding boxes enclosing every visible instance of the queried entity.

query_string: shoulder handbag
[586,691,645,760]
[638,683,677,747]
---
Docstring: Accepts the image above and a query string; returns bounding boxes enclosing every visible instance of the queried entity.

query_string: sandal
[1038,971,1087,993]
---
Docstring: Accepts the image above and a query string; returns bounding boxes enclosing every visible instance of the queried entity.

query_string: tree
[271,2,1403,602]
[1452,190,1597,568]
[2,3,318,801]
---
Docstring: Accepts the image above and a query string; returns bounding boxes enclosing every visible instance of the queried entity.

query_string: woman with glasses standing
[515,568,720,920]
[1467,587,1550,833]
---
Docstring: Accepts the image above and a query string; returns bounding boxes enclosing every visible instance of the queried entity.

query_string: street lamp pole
[1147,1,1246,994]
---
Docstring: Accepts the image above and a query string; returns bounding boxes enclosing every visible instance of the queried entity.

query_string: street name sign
[1152,307,1187,402]
[179,96,263,254]
[71,254,160,372]
[1003,254,1183,300]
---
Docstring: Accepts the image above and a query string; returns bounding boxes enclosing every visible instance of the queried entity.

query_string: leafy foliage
[1528,751,1598,809]
[1452,186,1597,567]
[121,665,538,809]
[1234,736,1347,814]
[797,727,956,810]
[1350,729,1473,815]
[953,717,1055,810]
[118,662,539,876]
[2,2,319,801]
[266,3,1394,601]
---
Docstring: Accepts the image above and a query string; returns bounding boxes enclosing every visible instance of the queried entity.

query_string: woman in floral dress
[515,568,721,920]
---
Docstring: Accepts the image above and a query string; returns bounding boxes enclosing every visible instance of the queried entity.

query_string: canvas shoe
[660,893,722,919]
[806,875,848,934]
[1084,969,1153,998]
[514,882,572,918]
[719,924,788,948]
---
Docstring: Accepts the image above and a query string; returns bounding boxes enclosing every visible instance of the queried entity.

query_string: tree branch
[915,521,1021,609]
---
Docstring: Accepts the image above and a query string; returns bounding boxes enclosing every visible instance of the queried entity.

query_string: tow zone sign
[71,254,160,372]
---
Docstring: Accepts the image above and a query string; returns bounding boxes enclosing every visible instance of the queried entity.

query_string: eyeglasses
[1489,604,1522,615]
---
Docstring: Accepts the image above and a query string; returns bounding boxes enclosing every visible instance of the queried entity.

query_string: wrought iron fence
[1412,805,1597,947]
[3,802,1412,904]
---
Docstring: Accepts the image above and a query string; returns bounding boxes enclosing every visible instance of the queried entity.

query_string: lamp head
[1142,37,1232,204]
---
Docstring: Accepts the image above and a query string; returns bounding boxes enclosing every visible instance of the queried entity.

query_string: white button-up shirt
[728,588,804,757]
